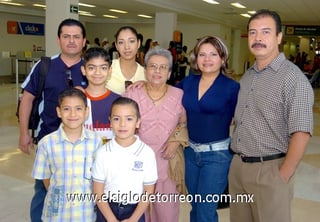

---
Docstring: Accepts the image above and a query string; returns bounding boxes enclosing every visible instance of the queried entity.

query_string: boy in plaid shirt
[32,88,102,221]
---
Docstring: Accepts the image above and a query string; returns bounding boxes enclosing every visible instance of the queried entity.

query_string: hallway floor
[0,83,319,221]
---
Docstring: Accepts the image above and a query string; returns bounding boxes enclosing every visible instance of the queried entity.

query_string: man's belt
[232,152,286,163]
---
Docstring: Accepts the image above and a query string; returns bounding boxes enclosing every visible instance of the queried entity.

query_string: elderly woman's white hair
[144,47,173,71]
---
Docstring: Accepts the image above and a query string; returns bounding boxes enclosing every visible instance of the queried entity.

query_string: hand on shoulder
[126,80,146,90]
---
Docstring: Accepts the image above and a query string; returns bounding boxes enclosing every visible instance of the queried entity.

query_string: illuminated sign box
[7,21,45,36]
[285,26,320,36]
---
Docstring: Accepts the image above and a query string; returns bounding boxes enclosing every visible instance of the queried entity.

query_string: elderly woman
[124,47,187,222]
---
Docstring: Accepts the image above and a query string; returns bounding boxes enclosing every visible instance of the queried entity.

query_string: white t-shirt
[92,136,158,204]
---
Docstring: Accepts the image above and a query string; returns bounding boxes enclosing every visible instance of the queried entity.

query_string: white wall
[177,23,222,50]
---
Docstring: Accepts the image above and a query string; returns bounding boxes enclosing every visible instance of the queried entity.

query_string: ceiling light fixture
[0,2,24,6]
[79,10,91,14]
[240,13,251,18]
[81,14,95,17]
[137,14,152,18]
[202,0,220,4]
[78,3,95,8]
[109,9,127,14]
[33,4,46,8]
[103,14,118,18]
[231,2,246,9]
[248,11,256,14]
[79,11,95,17]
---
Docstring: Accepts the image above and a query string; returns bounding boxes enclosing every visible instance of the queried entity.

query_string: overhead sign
[70,4,79,14]
[7,21,44,36]
[285,26,320,36]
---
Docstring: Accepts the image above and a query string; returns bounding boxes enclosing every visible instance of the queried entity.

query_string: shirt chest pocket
[84,156,93,180]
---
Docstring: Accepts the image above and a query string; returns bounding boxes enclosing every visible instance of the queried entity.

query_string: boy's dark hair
[111,97,140,119]
[58,88,87,107]
[82,47,111,66]
[247,9,282,35]
[57,18,86,38]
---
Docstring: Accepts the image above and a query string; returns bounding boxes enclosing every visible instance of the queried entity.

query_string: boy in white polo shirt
[92,97,158,222]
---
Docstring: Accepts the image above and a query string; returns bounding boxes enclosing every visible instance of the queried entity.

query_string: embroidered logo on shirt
[132,161,143,171]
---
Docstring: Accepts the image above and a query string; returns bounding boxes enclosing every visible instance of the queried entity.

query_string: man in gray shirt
[229,9,314,222]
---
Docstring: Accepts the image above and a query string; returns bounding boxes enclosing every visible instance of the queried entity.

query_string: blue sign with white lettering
[20,22,44,36]
[7,21,44,36]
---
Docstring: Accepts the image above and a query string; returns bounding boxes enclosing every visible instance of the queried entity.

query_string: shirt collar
[251,52,286,73]
[57,124,88,143]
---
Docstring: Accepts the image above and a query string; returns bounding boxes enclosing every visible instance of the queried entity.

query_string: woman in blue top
[176,36,239,222]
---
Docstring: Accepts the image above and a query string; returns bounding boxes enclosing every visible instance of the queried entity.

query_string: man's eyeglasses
[146,63,169,73]
[125,80,133,89]
[65,69,74,87]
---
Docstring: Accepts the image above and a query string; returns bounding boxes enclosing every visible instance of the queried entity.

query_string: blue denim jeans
[184,147,232,222]
[30,179,47,222]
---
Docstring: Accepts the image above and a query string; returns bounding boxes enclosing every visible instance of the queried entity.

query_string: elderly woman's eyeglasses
[65,69,73,87]
[146,63,169,73]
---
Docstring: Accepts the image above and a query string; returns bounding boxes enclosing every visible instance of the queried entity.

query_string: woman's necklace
[146,84,168,105]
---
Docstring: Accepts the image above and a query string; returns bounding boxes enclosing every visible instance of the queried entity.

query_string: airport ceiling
[0,0,319,32]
